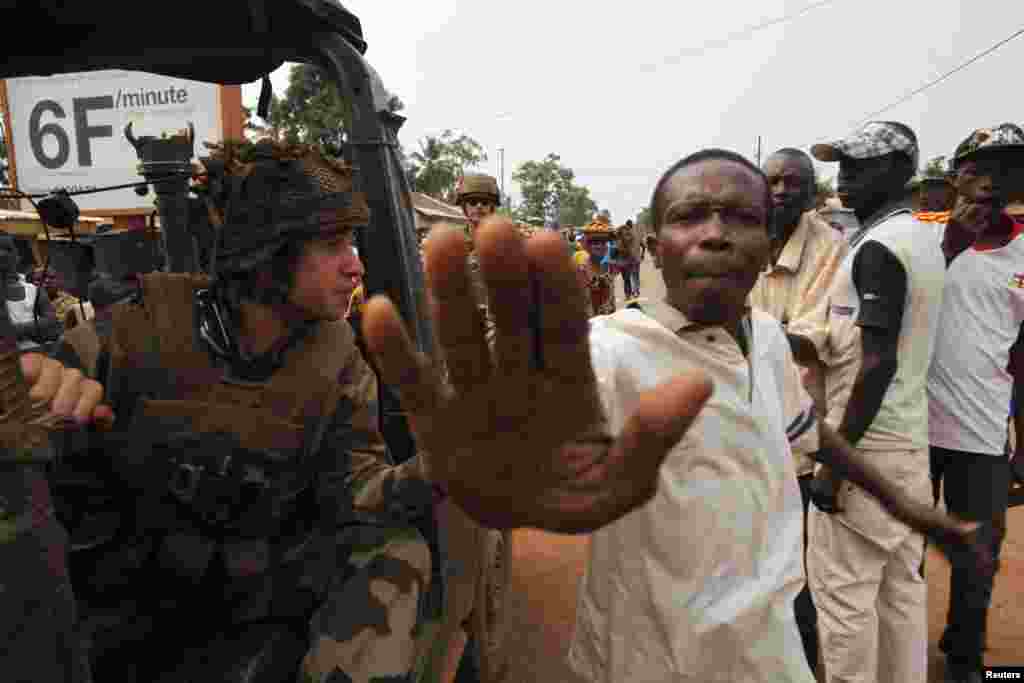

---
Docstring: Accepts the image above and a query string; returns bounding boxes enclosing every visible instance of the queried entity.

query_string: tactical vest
[106,273,354,550]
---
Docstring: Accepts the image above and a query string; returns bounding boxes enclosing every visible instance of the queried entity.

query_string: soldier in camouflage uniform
[441,174,512,682]
[49,141,448,683]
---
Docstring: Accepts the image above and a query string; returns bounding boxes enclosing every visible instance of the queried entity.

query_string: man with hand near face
[927,124,1024,683]
[748,147,849,673]
[808,121,989,683]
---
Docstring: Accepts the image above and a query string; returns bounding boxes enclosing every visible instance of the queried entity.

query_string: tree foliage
[244,64,399,157]
[636,206,653,228]
[815,176,835,208]
[407,130,488,203]
[512,153,597,227]
[922,155,948,179]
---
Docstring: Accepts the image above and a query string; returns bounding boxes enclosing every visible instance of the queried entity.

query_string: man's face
[651,159,770,326]
[919,183,953,212]
[953,152,1020,220]
[763,154,813,233]
[290,231,361,321]
[462,195,497,228]
[836,153,899,213]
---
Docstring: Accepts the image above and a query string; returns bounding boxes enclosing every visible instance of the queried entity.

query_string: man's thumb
[620,372,713,470]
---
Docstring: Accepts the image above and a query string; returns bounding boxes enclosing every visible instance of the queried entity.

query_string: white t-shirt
[928,221,1024,455]
[824,211,946,450]
[568,302,817,683]
[6,279,39,326]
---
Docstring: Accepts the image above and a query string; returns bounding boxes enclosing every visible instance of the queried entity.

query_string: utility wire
[639,0,843,72]
[856,27,1024,125]
[806,26,1024,147]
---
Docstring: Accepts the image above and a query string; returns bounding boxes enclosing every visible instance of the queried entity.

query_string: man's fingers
[423,226,491,391]
[525,230,593,381]
[475,217,535,374]
[26,355,62,404]
[616,372,714,490]
[72,379,105,424]
[18,352,45,385]
[51,366,85,417]
[363,295,444,415]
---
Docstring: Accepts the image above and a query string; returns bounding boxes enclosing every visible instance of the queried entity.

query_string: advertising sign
[3,70,228,212]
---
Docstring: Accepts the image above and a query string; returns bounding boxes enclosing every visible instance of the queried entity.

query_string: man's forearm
[786,333,819,366]
[835,355,897,447]
[1014,382,1024,455]
[815,423,955,540]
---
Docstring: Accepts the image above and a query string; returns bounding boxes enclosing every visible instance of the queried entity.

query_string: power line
[805,26,1024,147]
[639,0,843,72]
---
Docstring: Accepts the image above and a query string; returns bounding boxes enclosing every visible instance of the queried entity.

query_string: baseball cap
[812,121,919,170]
[952,123,1024,167]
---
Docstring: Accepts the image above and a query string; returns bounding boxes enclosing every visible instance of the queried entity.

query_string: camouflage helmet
[952,123,1024,169]
[455,173,500,206]
[197,140,370,276]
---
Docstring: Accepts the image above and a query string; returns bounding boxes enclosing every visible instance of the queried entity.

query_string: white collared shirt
[568,302,817,683]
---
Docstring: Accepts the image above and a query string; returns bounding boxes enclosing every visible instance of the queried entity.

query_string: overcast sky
[242,0,1024,223]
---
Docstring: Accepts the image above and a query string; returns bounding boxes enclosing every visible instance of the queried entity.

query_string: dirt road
[491,256,1024,683]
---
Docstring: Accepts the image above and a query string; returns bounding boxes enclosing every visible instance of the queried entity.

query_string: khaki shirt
[748,211,848,473]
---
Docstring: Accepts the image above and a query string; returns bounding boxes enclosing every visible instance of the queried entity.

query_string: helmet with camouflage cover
[455,173,501,206]
[196,139,369,280]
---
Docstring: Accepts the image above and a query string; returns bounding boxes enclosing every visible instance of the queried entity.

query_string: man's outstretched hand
[363,217,712,533]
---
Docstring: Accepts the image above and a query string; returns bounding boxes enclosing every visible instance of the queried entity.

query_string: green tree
[921,155,948,179]
[815,176,835,209]
[636,206,653,228]
[512,153,596,227]
[558,183,599,227]
[407,130,488,202]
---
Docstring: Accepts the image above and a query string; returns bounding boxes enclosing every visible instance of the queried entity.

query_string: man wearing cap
[926,124,1024,683]
[748,147,849,673]
[807,121,988,683]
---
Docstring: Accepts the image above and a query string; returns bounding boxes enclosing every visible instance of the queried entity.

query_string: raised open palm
[363,217,712,533]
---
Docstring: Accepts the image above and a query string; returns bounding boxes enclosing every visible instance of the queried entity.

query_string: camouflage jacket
[53,274,444,583]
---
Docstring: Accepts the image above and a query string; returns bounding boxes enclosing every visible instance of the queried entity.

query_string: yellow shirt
[748,211,848,473]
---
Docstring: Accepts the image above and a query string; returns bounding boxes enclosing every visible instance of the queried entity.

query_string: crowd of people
[2,119,1021,683]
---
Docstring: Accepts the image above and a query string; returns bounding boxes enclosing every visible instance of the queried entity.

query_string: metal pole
[756,136,762,167]
[498,147,505,206]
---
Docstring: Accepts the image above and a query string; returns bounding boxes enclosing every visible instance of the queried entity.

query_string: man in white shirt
[0,234,59,350]
[361,150,994,682]
[808,121,990,683]
[927,124,1024,683]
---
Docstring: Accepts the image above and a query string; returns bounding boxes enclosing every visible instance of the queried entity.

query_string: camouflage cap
[952,123,1024,167]
[812,121,919,170]
[455,174,500,205]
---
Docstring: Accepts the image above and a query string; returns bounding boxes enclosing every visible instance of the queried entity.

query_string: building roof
[412,193,468,223]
